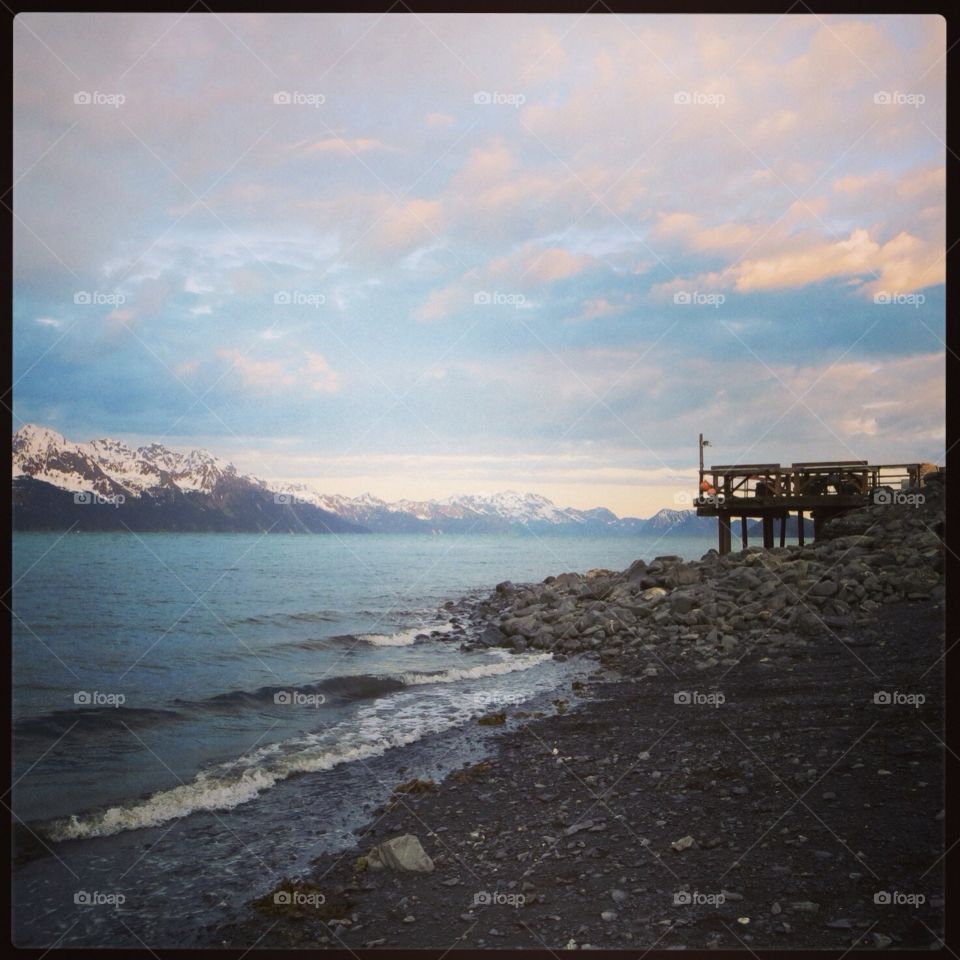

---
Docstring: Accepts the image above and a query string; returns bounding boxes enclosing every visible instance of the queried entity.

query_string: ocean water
[11,530,715,947]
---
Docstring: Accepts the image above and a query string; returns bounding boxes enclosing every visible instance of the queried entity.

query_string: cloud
[292,136,386,156]
[569,297,630,323]
[303,351,342,393]
[34,316,61,327]
[415,242,602,321]
[653,226,944,299]
[11,13,945,509]
[216,348,343,396]
[219,349,296,392]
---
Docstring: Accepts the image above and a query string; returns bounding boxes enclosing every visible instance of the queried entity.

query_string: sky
[12,12,946,516]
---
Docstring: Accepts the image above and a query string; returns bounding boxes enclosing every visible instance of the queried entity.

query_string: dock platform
[694,451,934,555]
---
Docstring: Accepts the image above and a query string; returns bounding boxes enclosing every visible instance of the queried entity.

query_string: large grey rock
[367,834,434,873]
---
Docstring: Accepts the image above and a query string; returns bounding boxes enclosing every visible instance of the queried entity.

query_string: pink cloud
[219,349,295,392]
[303,351,342,393]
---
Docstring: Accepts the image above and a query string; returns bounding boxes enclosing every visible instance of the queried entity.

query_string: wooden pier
[695,438,934,555]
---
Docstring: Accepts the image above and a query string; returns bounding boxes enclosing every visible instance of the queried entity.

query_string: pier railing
[694,459,936,554]
[697,461,929,507]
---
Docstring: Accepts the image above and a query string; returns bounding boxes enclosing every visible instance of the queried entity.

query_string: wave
[361,621,460,646]
[401,652,552,686]
[227,610,343,627]
[358,626,427,646]
[40,724,434,842]
[36,651,555,843]
[14,705,184,740]
[275,621,455,651]
[175,674,406,711]
[178,652,545,711]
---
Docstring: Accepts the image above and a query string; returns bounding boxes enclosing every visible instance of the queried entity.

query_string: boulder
[366,834,435,873]
[478,623,507,646]
[640,586,668,602]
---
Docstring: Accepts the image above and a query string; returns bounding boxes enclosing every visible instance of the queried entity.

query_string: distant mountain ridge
[11,423,718,535]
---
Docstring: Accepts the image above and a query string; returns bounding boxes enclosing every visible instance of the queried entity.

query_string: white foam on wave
[359,621,455,646]
[41,650,556,843]
[44,733,412,842]
[400,651,552,686]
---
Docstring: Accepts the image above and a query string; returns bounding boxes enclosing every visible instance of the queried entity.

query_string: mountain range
[10,424,799,537]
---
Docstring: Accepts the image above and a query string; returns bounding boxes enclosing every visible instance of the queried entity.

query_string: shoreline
[210,482,945,950]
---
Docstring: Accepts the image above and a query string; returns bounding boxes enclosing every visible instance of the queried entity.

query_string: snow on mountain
[12,424,707,535]
[13,423,244,497]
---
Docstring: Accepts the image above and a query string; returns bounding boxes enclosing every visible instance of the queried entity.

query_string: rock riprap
[456,476,944,672]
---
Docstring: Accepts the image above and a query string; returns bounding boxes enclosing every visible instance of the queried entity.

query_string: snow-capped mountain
[11,424,362,534]
[11,423,713,535]
[272,484,632,533]
[12,424,239,497]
